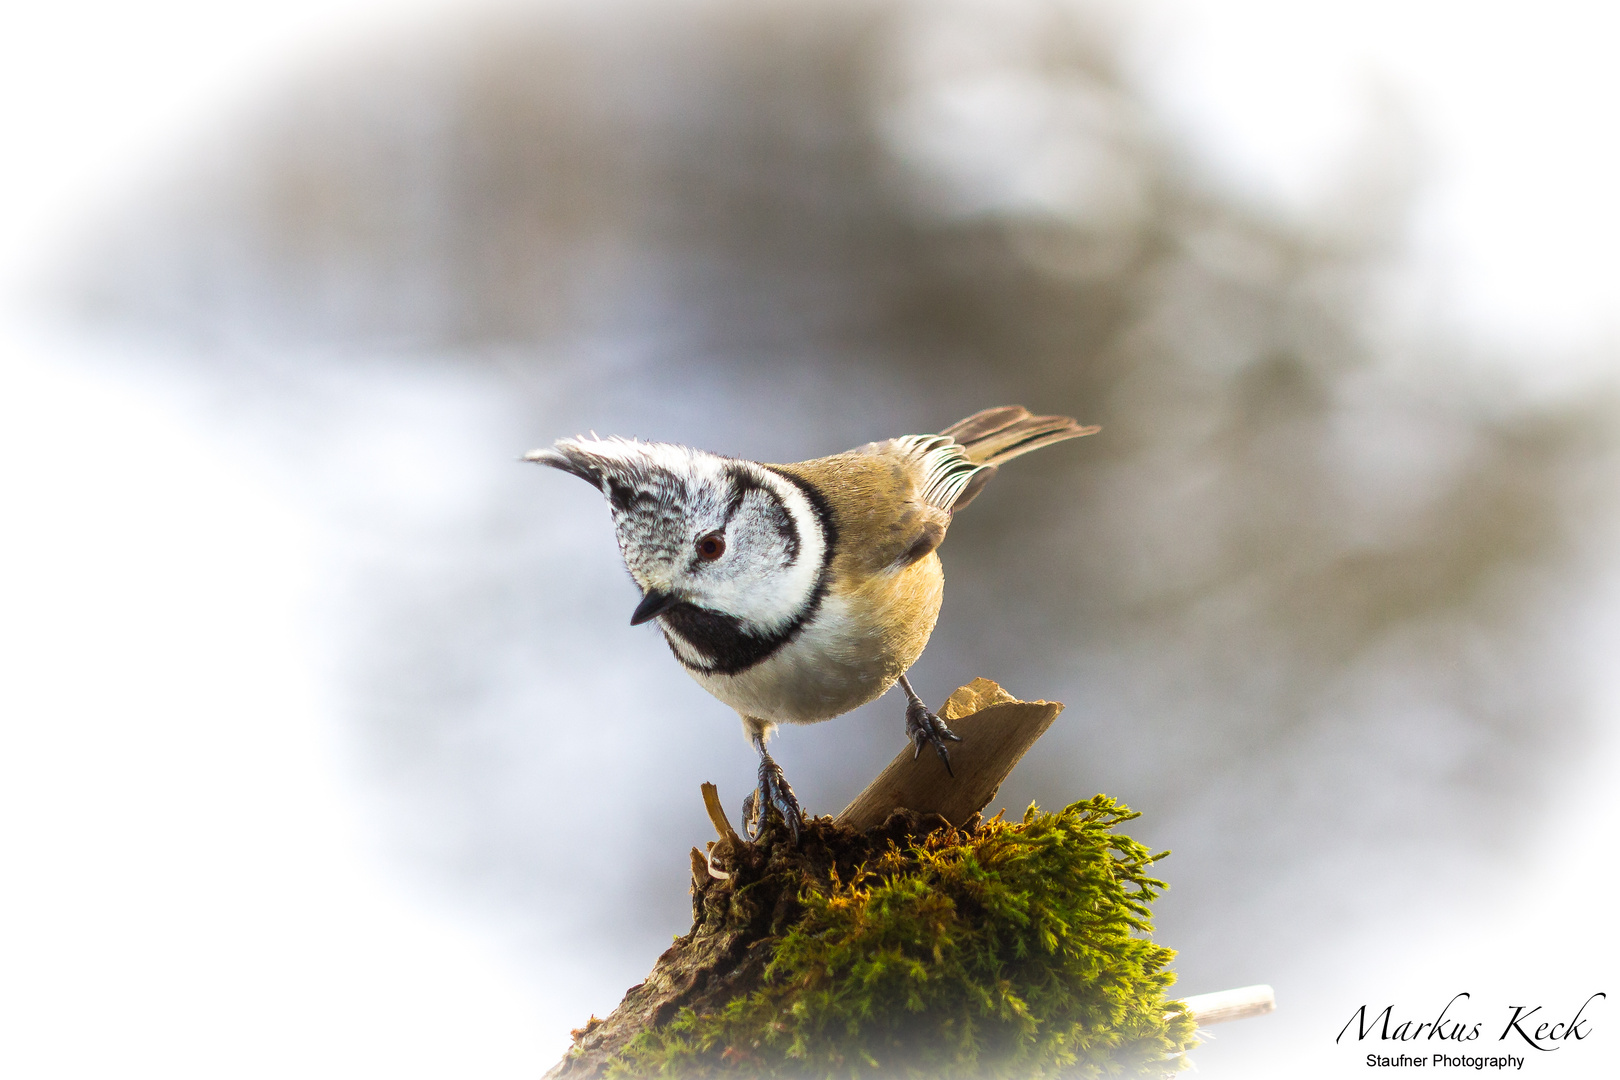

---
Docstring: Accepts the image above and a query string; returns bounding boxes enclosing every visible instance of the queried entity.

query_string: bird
[526,406,1097,841]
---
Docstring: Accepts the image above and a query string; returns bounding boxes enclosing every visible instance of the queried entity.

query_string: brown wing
[774,448,952,577]
[778,406,1096,576]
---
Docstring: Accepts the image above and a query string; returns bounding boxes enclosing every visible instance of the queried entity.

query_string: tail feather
[941,406,1099,466]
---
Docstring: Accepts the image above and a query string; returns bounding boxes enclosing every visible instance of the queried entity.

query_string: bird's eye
[696,531,726,561]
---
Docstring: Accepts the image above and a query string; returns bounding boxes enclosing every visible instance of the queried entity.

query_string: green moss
[607,797,1197,1078]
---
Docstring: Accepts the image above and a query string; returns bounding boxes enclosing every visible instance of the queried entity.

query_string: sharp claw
[741,791,759,841]
[768,773,802,843]
[776,792,801,843]
[743,751,805,843]
[905,697,962,777]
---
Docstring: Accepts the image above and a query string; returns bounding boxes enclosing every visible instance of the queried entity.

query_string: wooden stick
[700,781,742,847]
[1180,984,1276,1026]
[835,677,1063,831]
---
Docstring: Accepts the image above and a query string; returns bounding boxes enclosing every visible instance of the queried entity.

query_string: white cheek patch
[700,468,826,633]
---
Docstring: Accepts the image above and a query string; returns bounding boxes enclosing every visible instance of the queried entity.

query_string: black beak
[630,588,680,626]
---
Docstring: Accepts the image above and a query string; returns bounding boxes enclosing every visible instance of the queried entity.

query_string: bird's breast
[678,553,944,724]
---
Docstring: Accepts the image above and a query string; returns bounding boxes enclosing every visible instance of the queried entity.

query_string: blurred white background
[2,2,1616,1077]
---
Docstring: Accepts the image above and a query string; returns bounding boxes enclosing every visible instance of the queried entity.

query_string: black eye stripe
[721,465,767,524]
[773,498,799,563]
[764,466,835,565]
[719,465,801,564]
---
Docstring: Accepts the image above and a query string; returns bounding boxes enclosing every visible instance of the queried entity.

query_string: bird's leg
[742,729,803,843]
[899,673,961,777]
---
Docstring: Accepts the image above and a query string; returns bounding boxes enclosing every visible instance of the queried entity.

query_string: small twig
[700,781,743,847]
[1180,984,1276,1026]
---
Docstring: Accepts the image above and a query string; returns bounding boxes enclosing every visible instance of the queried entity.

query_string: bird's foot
[742,752,803,843]
[905,698,962,777]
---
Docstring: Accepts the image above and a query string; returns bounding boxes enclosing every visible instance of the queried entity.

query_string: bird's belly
[688,571,941,724]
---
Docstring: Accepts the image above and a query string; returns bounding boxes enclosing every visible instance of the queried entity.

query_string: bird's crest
[525,435,716,494]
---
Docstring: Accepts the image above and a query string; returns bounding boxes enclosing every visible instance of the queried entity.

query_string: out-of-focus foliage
[608,798,1194,1079]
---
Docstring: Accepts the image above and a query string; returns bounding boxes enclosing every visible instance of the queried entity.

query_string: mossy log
[548,680,1210,1079]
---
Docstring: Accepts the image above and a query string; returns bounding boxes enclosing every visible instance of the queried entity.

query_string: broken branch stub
[835,677,1064,831]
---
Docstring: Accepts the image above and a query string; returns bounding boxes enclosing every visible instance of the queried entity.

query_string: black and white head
[527,436,833,672]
